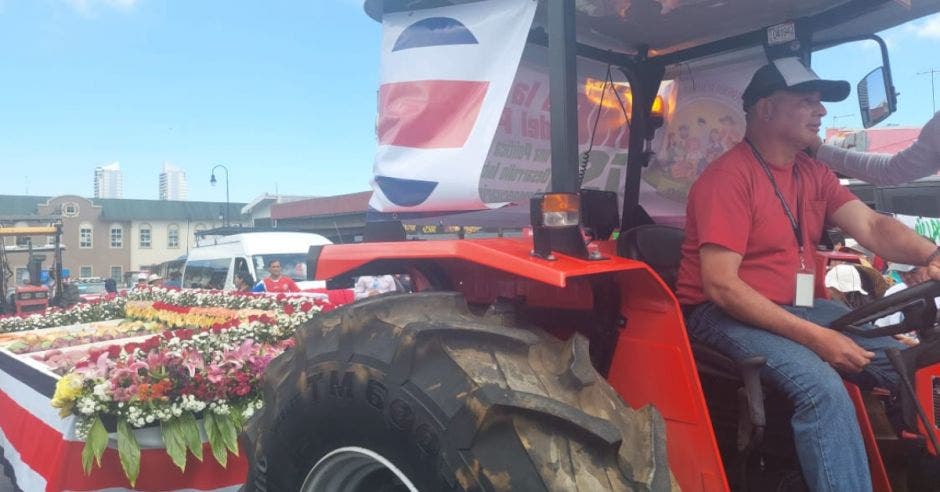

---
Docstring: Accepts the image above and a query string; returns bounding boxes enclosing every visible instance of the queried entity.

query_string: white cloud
[62,0,138,16]
[902,13,940,39]
[912,14,940,39]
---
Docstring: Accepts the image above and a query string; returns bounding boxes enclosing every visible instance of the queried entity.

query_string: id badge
[794,271,815,307]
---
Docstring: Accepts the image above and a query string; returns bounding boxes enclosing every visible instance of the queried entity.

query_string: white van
[181,232,332,291]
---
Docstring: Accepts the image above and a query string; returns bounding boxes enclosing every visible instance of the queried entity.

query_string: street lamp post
[210,165,230,228]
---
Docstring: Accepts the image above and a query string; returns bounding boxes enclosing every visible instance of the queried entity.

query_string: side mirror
[858,67,895,128]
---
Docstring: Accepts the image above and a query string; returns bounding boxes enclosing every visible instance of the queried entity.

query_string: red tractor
[0,225,64,316]
[245,1,940,490]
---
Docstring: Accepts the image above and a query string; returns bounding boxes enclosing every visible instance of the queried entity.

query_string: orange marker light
[540,193,580,227]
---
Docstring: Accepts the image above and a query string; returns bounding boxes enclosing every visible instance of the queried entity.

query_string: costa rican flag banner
[369,0,537,212]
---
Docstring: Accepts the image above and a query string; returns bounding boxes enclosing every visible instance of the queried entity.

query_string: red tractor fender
[313,237,729,491]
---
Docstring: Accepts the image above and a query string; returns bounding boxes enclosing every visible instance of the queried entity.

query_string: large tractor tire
[245,292,675,491]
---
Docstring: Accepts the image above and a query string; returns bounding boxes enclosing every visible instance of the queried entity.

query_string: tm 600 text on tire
[245,292,675,491]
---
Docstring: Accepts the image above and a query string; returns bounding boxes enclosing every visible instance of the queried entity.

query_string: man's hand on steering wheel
[830,279,940,338]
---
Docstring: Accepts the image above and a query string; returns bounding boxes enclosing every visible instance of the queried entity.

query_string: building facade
[93,162,124,199]
[1,195,246,285]
[159,163,188,201]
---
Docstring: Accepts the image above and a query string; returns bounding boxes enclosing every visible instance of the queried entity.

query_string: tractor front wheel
[245,292,674,491]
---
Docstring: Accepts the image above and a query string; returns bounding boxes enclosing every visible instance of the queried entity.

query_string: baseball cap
[137,273,148,281]
[824,264,868,295]
[742,57,850,111]
[887,262,917,273]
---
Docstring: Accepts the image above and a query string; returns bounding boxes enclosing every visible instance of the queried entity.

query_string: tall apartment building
[93,162,124,199]
[159,163,187,201]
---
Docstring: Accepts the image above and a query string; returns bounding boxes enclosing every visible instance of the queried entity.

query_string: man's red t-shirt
[676,142,858,306]
[262,276,300,293]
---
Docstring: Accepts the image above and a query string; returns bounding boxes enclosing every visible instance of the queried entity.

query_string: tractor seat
[617,224,748,381]
[616,224,685,291]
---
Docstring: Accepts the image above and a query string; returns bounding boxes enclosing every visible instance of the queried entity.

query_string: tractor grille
[934,378,940,429]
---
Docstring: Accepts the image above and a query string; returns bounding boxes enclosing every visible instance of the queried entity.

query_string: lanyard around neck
[744,139,806,269]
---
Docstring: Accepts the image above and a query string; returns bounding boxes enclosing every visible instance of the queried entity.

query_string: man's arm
[831,201,938,267]
[700,243,874,372]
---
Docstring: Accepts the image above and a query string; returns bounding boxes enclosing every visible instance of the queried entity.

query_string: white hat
[137,273,149,281]
[825,264,868,295]
[147,273,163,282]
[887,262,916,273]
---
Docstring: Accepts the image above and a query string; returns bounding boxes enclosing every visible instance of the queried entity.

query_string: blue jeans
[686,299,904,492]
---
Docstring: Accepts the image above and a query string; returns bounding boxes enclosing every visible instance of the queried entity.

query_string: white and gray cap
[742,57,851,110]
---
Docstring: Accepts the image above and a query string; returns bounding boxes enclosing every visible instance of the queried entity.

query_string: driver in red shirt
[677,57,940,492]
[257,260,300,293]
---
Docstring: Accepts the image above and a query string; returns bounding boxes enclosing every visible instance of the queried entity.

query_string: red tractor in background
[0,224,64,316]
[245,1,940,490]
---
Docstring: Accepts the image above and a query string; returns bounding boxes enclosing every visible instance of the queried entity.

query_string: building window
[139,223,152,248]
[62,202,79,217]
[80,266,93,278]
[46,235,55,246]
[110,224,123,248]
[79,223,93,248]
[110,266,123,282]
[168,224,180,248]
[14,222,29,247]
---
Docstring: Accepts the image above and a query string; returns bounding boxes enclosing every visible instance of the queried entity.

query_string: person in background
[235,272,256,292]
[876,262,940,330]
[133,273,149,290]
[104,278,117,294]
[353,275,399,300]
[812,111,940,185]
[252,260,300,293]
[148,274,164,288]
[163,271,182,289]
[825,263,870,309]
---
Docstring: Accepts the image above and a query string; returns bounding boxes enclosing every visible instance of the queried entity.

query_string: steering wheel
[830,280,940,339]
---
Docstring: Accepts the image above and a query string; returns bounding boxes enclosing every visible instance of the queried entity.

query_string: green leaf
[218,413,239,456]
[117,419,141,487]
[161,419,187,473]
[204,412,228,468]
[179,412,204,462]
[229,405,244,432]
[87,417,108,472]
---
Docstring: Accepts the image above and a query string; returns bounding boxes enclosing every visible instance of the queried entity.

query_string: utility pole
[917,68,939,114]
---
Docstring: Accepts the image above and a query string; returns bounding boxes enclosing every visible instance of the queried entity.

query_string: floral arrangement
[45,289,330,485]
[124,301,238,329]
[0,297,126,334]
[6,320,162,355]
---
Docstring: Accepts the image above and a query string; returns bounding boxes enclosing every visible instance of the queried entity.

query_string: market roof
[93,198,247,221]
[0,195,51,216]
[825,126,922,153]
[271,191,372,220]
[0,194,245,221]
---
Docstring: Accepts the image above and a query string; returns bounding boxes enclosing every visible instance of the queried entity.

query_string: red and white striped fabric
[369,0,537,213]
[0,356,245,491]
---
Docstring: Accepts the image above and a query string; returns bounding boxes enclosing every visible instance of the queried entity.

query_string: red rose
[283,303,295,315]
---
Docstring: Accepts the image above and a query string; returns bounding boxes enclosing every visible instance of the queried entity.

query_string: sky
[0,1,938,203]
